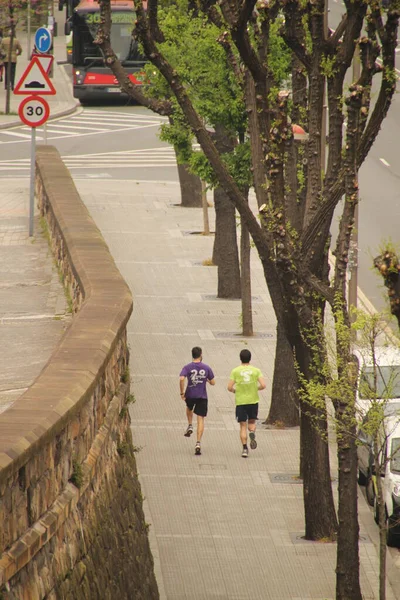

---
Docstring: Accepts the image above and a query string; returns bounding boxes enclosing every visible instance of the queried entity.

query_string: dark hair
[240,349,251,363]
[192,346,202,359]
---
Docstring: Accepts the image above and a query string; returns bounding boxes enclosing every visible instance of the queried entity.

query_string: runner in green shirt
[228,349,266,458]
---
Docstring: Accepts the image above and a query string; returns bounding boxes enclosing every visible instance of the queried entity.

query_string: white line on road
[379,158,390,167]
[0,130,43,140]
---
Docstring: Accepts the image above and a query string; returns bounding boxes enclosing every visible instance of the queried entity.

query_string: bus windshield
[73,10,144,65]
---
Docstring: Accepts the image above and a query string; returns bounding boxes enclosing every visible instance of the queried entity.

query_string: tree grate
[270,473,303,484]
[214,331,274,339]
[201,294,263,302]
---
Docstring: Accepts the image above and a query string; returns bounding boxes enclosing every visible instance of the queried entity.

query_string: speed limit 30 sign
[18,95,50,127]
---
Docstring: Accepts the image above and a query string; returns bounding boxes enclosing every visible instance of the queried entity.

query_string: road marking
[0,130,43,140]
[379,158,390,167]
[0,122,161,144]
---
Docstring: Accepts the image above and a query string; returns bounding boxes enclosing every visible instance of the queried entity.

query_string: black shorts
[236,403,258,422]
[185,398,208,417]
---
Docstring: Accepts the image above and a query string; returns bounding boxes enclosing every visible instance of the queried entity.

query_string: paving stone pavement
[0,181,69,414]
[75,178,400,600]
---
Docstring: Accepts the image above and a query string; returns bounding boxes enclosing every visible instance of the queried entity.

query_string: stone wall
[0,146,159,600]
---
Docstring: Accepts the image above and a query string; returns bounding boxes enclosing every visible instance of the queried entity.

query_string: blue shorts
[236,403,258,422]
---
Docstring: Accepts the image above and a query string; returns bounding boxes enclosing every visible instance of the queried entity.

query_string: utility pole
[348,45,360,323]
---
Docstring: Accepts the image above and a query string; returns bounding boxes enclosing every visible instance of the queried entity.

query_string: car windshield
[359,366,400,400]
[390,438,400,473]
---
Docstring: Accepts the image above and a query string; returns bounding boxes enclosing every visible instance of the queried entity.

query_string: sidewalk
[74,177,400,600]
[0,25,76,413]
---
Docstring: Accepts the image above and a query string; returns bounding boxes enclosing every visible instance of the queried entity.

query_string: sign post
[14,55,56,236]
[18,96,50,236]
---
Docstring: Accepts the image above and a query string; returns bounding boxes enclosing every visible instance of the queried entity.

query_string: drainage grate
[270,473,303,485]
[199,464,227,471]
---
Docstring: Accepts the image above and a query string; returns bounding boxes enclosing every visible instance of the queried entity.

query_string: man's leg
[194,400,207,455]
[11,62,16,89]
[248,419,257,450]
[240,421,248,446]
[194,415,204,455]
[196,415,204,443]
[184,403,194,437]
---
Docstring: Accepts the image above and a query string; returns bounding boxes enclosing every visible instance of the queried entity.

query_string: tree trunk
[335,417,362,600]
[212,186,241,299]
[294,332,337,540]
[301,398,337,540]
[240,215,253,336]
[176,161,202,207]
[266,322,299,426]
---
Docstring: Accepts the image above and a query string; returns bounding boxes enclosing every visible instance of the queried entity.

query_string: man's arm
[258,376,266,391]
[227,379,235,393]
[179,375,186,399]
[208,377,215,386]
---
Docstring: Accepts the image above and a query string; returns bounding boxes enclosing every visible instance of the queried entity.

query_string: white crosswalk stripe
[0,146,178,171]
[0,108,167,144]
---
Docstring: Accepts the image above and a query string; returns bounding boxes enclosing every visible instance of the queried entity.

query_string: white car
[372,411,400,546]
[353,346,400,419]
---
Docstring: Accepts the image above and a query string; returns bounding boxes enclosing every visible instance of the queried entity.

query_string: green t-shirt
[229,364,262,405]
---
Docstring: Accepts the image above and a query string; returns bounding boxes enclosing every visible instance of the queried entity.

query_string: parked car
[353,346,400,420]
[357,402,400,546]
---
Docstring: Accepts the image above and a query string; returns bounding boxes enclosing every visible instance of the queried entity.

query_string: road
[328,0,400,314]
[0,106,178,181]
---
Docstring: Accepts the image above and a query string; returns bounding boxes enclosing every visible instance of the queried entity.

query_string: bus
[62,0,146,101]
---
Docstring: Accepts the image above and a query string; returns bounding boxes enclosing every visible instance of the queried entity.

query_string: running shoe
[249,431,257,450]
[242,447,249,458]
[195,442,201,455]
[184,425,193,437]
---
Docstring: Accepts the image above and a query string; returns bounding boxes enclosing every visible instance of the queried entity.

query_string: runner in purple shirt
[179,347,215,455]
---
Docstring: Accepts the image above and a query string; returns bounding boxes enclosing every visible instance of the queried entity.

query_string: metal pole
[321,0,328,178]
[44,122,47,144]
[348,45,361,321]
[29,127,36,237]
[201,180,210,235]
[27,0,31,58]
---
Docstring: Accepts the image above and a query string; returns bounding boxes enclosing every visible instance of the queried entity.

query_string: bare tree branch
[96,0,172,115]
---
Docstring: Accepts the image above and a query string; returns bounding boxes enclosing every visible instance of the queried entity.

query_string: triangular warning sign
[35,53,54,75]
[14,56,56,96]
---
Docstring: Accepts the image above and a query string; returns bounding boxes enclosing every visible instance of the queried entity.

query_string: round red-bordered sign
[18,95,50,127]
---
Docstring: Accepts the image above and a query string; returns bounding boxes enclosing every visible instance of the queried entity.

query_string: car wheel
[357,466,367,486]
[366,476,375,507]
[386,518,399,547]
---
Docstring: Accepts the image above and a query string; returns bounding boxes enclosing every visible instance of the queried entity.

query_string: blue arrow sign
[34,27,52,54]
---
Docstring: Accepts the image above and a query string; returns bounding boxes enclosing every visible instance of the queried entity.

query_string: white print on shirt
[240,369,252,383]
[189,368,206,387]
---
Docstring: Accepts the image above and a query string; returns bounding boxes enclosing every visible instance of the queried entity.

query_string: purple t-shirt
[180,361,214,400]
